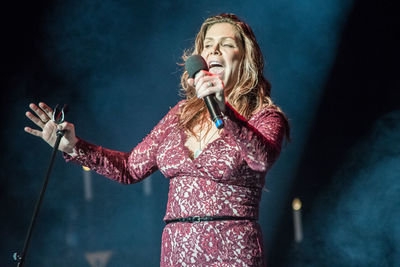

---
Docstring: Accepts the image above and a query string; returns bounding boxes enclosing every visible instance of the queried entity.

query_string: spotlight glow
[82,166,90,171]
[292,198,302,211]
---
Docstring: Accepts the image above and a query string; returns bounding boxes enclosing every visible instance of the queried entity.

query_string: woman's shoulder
[250,104,290,140]
[161,99,187,123]
[166,99,186,114]
[250,104,285,121]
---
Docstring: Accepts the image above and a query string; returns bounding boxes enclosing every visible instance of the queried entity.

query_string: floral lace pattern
[64,100,286,266]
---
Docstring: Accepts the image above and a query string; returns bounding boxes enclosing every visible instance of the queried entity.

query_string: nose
[209,44,221,55]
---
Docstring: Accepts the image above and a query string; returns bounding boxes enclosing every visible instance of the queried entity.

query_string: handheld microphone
[185,55,224,129]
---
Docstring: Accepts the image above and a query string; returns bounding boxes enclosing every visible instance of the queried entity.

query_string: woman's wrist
[64,137,79,155]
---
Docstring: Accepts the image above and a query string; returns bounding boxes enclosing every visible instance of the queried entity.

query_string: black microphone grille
[185,55,208,78]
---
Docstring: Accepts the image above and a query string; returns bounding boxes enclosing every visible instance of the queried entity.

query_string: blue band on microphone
[215,119,224,129]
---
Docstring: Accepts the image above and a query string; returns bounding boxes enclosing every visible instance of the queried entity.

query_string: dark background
[1,0,399,266]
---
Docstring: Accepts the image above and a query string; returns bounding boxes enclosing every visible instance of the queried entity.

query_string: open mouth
[208,61,224,75]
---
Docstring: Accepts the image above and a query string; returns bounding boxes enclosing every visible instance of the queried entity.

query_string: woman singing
[25,13,289,266]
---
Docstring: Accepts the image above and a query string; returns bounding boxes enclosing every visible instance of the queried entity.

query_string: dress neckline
[180,127,223,162]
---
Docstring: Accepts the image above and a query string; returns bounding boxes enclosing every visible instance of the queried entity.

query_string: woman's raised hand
[187,70,226,112]
[24,102,78,154]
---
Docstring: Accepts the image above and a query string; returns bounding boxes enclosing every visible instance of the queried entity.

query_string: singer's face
[201,23,243,92]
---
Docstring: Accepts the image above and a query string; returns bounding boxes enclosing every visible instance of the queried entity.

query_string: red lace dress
[64,100,286,266]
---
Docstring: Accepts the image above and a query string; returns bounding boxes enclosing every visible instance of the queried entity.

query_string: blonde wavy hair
[179,14,289,139]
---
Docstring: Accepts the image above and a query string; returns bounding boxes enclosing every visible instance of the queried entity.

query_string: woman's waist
[164,215,256,224]
[164,198,259,222]
[165,176,261,220]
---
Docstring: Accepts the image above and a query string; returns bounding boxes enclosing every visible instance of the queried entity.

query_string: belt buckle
[192,216,201,223]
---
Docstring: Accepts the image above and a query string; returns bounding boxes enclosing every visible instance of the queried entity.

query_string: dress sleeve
[63,103,181,184]
[221,102,287,172]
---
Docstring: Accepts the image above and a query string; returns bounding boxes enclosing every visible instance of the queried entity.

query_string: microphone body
[185,55,224,129]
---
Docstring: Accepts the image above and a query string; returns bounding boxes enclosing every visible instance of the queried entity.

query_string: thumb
[57,122,74,133]
[57,122,67,131]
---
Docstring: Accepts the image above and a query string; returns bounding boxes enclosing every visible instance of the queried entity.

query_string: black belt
[165,216,255,224]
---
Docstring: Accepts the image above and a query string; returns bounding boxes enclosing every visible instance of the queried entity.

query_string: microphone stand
[13,105,67,267]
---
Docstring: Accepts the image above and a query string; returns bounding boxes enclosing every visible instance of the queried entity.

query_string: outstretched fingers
[29,103,51,124]
[25,102,54,137]
[25,111,45,129]
[38,102,53,118]
[24,126,43,138]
